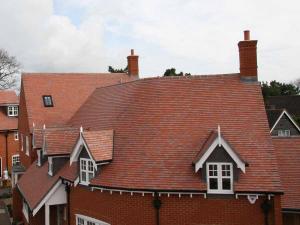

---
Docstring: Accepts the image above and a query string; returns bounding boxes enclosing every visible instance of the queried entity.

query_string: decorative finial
[33,122,35,128]
[43,124,46,130]
[80,126,83,133]
[218,125,221,147]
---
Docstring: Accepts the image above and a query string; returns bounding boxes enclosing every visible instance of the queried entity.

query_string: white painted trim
[22,199,29,222]
[76,214,110,225]
[195,137,246,173]
[32,180,62,216]
[270,109,300,133]
[48,157,53,176]
[25,136,30,156]
[206,162,234,194]
[70,134,97,169]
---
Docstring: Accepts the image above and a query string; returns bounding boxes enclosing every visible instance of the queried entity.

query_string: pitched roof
[18,159,79,212]
[17,161,61,210]
[273,137,300,209]
[21,73,136,132]
[0,110,18,130]
[266,109,284,128]
[43,127,79,155]
[0,90,18,105]
[265,95,300,117]
[68,74,281,192]
[82,130,114,162]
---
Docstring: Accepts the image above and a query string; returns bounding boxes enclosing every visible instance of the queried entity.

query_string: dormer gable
[69,128,114,185]
[193,126,247,173]
[267,109,300,137]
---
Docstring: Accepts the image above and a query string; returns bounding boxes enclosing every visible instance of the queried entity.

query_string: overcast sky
[0,0,299,82]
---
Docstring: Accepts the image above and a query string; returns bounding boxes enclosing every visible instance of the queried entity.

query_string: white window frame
[25,136,29,156]
[76,214,110,225]
[12,154,20,166]
[14,132,19,141]
[206,162,233,194]
[22,199,29,222]
[7,106,18,116]
[80,158,95,185]
[278,129,291,137]
[48,157,53,176]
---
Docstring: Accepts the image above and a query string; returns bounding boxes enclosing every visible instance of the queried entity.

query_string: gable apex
[194,130,246,173]
[270,109,300,134]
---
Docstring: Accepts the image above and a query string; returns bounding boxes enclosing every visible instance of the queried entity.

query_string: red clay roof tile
[21,73,136,132]
[273,137,300,209]
[68,74,281,192]
[0,90,18,105]
[82,130,114,162]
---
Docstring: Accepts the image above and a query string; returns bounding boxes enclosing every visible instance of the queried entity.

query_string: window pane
[81,172,86,182]
[81,160,86,170]
[77,218,84,225]
[87,222,95,225]
[88,161,93,172]
[209,178,218,190]
[88,172,93,181]
[222,178,231,190]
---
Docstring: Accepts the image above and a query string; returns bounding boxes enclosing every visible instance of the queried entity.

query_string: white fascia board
[195,137,246,173]
[76,214,110,225]
[32,180,62,216]
[69,134,97,169]
[270,109,300,133]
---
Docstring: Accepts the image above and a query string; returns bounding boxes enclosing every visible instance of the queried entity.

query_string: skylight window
[43,95,53,107]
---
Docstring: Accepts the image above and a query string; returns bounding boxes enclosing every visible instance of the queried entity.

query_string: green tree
[261,80,300,98]
[163,68,191,77]
[0,49,20,89]
[108,65,128,73]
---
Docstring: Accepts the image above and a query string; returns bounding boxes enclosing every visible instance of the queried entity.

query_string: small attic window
[43,95,53,107]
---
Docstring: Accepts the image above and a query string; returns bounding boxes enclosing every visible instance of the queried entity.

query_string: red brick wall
[0,131,19,178]
[12,187,23,222]
[70,186,283,225]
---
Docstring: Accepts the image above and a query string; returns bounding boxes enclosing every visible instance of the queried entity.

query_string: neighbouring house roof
[265,95,300,118]
[0,90,18,105]
[273,137,300,209]
[67,74,281,192]
[59,162,78,182]
[20,73,136,132]
[266,109,300,133]
[266,109,283,129]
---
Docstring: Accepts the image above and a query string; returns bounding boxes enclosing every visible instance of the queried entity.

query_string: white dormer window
[80,158,94,185]
[7,106,18,116]
[48,157,53,176]
[207,162,233,194]
[278,129,290,137]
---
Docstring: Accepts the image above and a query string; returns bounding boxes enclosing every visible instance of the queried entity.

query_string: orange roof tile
[68,75,281,192]
[82,130,114,162]
[21,73,136,132]
[273,137,300,209]
[0,90,18,105]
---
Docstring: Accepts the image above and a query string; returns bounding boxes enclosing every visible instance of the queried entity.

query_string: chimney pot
[131,49,134,55]
[244,30,250,40]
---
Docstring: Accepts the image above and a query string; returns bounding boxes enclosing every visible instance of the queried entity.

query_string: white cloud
[0,0,300,82]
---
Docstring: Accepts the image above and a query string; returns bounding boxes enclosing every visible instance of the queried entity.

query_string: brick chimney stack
[238,30,258,81]
[127,49,139,77]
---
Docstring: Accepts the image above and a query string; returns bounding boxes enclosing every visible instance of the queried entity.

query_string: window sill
[207,190,234,194]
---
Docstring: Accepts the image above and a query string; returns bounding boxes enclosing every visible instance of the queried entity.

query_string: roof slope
[17,162,60,210]
[83,130,114,162]
[0,90,18,105]
[69,75,281,192]
[266,109,283,128]
[21,73,135,132]
[273,137,300,209]
[266,95,300,117]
